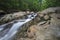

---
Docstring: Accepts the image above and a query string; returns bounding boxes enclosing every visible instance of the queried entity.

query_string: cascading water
[0,13,37,40]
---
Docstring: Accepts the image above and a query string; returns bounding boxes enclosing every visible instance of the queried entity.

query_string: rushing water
[0,13,37,40]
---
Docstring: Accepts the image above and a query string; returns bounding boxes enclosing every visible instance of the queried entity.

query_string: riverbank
[13,7,60,40]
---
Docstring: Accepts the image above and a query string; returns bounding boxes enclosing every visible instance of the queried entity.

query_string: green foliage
[28,0,40,11]
[0,0,60,12]
[0,0,41,12]
[0,0,20,12]
[41,0,60,10]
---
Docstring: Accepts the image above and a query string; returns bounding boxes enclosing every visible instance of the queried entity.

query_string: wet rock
[39,13,44,17]
[38,21,46,26]
[27,25,37,38]
[44,15,49,20]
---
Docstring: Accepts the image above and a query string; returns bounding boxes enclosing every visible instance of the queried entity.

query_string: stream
[0,13,37,40]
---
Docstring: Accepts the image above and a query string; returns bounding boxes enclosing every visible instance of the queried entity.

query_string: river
[0,13,37,40]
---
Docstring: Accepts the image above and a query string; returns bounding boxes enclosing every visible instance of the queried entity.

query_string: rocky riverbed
[13,7,60,40]
[0,7,60,40]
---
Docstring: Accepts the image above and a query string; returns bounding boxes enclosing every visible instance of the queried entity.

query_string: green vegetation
[0,0,41,12]
[0,0,60,12]
[41,0,60,10]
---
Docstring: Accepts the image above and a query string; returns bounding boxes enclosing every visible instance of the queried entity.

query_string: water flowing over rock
[0,7,60,40]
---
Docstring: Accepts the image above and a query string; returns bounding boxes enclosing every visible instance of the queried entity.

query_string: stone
[39,13,44,17]
[44,15,49,20]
